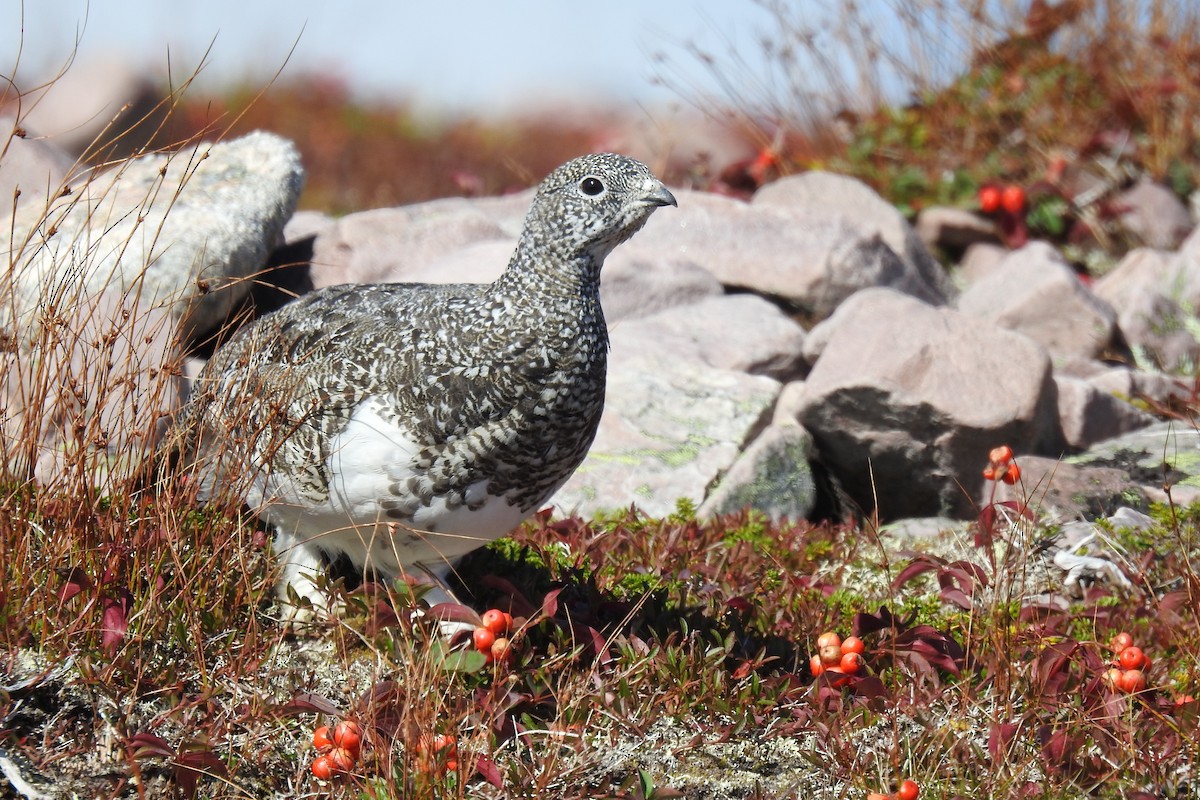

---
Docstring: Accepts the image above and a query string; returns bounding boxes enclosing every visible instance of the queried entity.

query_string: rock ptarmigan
[171,153,676,617]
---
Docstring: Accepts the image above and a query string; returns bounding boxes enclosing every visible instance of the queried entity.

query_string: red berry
[1117,669,1147,694]
[473,626,496,653]
[898,778,920,800]
[328,746,356,774]
[839,651,863,674]
[332,720,363,753]
[1118,646,1147,671]
[1000,461,1021,485]
[816,631,841,650]
[312,725,333,752]
[826,668,852,688]
[1001,184,1026,214]
[491,636,513,663]
[819,643,842,666]
[809,654,826,677]
[988,445,1014,465]
[481,608,511,635]
[840,636,865,655]
[311,754,334,781]
[1110,632,1134,653]
[1102,667,1123,690]
[431,733,458,756]
[978,185,1002,214]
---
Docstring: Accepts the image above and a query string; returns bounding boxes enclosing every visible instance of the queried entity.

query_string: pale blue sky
[2,1,784,113]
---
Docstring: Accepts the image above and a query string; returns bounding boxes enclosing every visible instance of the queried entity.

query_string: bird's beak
[642,179,678,208]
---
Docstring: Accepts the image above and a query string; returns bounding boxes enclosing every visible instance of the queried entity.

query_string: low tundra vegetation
[0,443,1197,797]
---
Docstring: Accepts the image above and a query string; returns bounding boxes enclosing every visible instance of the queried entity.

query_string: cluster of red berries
[808,631,865,684]
[310,720,363,781]
[867,779,920,800]
[1101,632,1151,694]
[983,445,1021,485]
[978,183,1026,215]
[415,733,459,778]
[471,608,515,664]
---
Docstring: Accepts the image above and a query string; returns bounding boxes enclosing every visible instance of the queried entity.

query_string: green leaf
[429,640,488,673]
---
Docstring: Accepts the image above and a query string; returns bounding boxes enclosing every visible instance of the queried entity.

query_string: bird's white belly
[253,401,530,574]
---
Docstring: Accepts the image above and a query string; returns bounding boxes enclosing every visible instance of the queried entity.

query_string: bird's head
[525,153,676,265]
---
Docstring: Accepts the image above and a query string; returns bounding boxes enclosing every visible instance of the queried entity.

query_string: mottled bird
[172,153,676,617]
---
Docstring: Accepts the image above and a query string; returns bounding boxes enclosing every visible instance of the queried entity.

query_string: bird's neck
[493,236,604,309]
[490,240,608,354]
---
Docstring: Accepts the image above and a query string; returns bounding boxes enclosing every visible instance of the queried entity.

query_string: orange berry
[810,654,826,677]
[826,668,852,688]
[978,185,1002,214]
[1110,632,1134,653]
[839,651,863,674]
[1001,184,1026,214]
[840,636,865,655]
[473,626,496,653]
[1117,669,1147,694]
[898,779,920,800]
[819,643,843,666]
[431,733,458,756]
[332,720,363,753]
[1118,646,1147,671]
[983,466,996,481]
[988,445,1013,465]
[311,754,334,781]
[816,631,842,650]
[491,636,513,663]
[1000,461,1021,485]
[481,608,511,635]
[328,746,356,774]
[312,725,333,752]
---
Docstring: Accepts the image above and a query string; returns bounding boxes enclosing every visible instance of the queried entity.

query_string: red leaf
[988,722,1021,759]
[57,567,91,603]
[539,587,563,620]
[892,557,943,590]
[939,587,974,610]
[101,595,130,655]
[428,602,481,626]
[475,754,504,788]
[279,693,341,717]
[127,732,174,760]
[726,595,752,613]
[174,748,227,799]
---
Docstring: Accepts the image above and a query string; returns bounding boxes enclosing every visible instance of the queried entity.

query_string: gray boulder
[550,350,779,519]
[1093,248,1200,371]
[1053,375,1155,450]
[1,288,178,488]
[0,117,79,221]
[1113,178,1193,250]
[956,242,1121,362]
[790,288,1062,519]
[915,206,1000,254]
[698,423,816,522]
[754,170,949,302]
[621,182,944,319]
[607,294,806,381]
[310,199,509,287]
[0,131,304,346]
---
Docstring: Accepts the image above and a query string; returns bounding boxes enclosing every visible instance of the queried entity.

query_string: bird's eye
[580,176,605,196]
